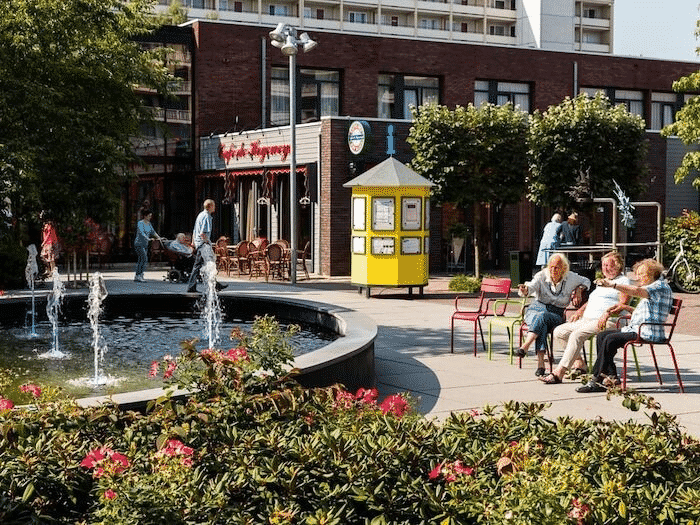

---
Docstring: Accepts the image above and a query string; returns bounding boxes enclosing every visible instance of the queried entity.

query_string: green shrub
[448,274,498,292]
[2,316,700,524]
[663,210,700,267]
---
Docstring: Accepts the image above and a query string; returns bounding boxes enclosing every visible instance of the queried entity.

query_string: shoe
[576,381,606,393]
[215,282,228,291]
[535,367,546,377]
[540,373,562,384]
[186,287,197,293]
[134,275,145,282]
[568,367,588,380]
[515,348,527,358]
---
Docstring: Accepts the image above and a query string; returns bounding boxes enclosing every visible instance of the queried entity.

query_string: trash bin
[510,251,532,285]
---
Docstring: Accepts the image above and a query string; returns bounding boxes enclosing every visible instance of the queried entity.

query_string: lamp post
[269,23,317,284]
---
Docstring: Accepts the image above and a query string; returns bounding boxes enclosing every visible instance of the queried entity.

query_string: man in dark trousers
[186,199,227,293]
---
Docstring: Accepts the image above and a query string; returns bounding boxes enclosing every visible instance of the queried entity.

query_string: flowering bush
[1,318,700,523]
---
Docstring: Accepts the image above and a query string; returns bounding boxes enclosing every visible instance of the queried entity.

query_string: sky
[614,0,700,62]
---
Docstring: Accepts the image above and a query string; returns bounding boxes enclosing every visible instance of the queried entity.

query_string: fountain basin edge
[0,291,377,412]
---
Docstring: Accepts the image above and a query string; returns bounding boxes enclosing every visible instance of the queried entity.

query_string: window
[584,8,597,18]
[614,89,644,118]
[270,68,340,126]
[304,7,324,19]
[489,25,505,36]
[419,18,442,30]
[269,4,291,16]
[391,16,398,26]
[651,92,679,131]
[474,80,530,112]
[348,11,367,23]
[378,74,440,119]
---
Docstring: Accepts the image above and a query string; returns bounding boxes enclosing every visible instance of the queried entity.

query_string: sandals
[535,367,546,377]
[540,373,562,384]
[515,348,527,358]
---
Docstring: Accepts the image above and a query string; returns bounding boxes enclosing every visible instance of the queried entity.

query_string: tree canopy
[408,103,530,209]
[661,71,700,190]
[0,0,172,239]
[527,92,648,210]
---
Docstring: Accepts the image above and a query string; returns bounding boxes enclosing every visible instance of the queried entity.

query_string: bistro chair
[266,242,286,281]
[248,241,268,279]
[487,296,528,364]
[621,298,684,392]
[450,277,512,355]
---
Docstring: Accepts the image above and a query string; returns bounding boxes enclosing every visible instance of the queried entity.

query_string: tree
[0,0,173,242]
[528,92,648,210]
[408,103,530,277]
[661,71,700,189]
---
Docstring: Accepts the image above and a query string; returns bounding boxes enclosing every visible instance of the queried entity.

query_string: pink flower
[163,361,177,379]
[429,460,475,483]
[104,489,117,500]
[429,462,443,480]
[0,397,14,410]
[226,347,249,361]
[355,387,378,405]
[19,384,41,398]
[81,447,130,477]
[379,395,410,418]
[469,409,480,417]
[149,361,159,378]
[160,439,194,457]
[567,498,591,524]
[333,390,355,410]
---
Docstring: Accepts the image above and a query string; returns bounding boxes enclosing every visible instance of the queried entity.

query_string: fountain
[200,253,222,349]
[41,268,67,359]
[87,272,109,386]
[25,244,39,338]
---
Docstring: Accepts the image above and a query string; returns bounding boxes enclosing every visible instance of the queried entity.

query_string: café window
[474,80,530,112]
[270,67,340,126]
[378,74,440,119]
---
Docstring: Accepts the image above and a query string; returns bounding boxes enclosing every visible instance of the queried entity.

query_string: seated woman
[169,233,194,256]
[516,253,591,376]
[540,251,630,384]
[577,259,673,393]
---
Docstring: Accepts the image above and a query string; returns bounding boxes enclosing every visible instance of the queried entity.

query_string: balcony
[342,20,379,33]
[416,0,451,14]
[379,23,415,37]
[302,17,342,31]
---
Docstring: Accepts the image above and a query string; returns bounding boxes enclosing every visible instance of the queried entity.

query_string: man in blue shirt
[186,199,228,293]
[577,259,672,393]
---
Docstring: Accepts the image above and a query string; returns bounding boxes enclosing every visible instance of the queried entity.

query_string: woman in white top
[540,251,630,384]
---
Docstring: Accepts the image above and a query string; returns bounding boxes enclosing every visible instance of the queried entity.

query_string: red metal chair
[622,298,684,392]
[450,277,511,355]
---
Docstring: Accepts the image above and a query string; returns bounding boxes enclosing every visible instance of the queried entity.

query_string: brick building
[132,20,700,275]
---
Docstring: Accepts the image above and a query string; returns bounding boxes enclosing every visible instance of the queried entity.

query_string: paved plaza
[4,265,700,436]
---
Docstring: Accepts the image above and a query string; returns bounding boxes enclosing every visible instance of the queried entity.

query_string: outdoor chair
[450,277,511,355]
[266,242,286,281]
[621,297,684,392]
[487,296,528,364]
[296,241,310,280]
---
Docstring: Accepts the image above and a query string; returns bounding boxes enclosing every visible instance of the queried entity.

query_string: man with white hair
[186,199,227,293]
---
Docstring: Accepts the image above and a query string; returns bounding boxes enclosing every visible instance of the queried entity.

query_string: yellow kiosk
[343,157,434,298]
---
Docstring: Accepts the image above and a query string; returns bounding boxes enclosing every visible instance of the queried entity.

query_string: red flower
[567,498,591,524]
[355,387,378,405]
[81,447,130,477]
[379,394,410,418]
[429,460,475,482]
[104,489,117,500]
[19,384,41,398]
[333,390,355,410]
[0,397,15,410]
[226,347,249,361]
[160,439,194,457]
[469,409,480,417]
[148,361,159,378]
[163,361,177,379]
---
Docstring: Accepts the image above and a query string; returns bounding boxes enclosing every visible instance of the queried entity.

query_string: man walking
[186,199,227,293]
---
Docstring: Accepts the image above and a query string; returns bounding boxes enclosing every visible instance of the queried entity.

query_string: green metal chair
[487,297,528,364]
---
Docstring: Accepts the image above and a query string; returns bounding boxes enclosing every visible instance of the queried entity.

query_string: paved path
[5,266,700,437]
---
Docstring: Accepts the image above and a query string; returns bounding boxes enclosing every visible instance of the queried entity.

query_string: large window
[474,80,530,112]
[270,68,340,126]
[378,74,440,119]
[651,92,680,131]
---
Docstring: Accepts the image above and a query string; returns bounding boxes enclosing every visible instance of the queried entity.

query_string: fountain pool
[0,292,376,403]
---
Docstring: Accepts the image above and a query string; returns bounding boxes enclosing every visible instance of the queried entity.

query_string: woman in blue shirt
[133,210,160,282]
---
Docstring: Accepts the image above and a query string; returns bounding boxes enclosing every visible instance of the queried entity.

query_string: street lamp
[269,23,317,284]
